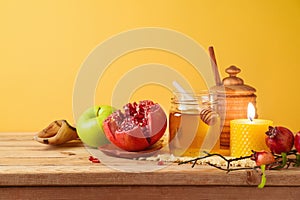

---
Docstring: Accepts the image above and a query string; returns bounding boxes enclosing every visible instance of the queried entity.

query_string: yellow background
[0,0,299,132]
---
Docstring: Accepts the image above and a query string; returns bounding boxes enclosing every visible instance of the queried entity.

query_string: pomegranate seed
[157,160,164,165]
[91,159,100,163]
[137,114,144,119]
[89,156,100,163]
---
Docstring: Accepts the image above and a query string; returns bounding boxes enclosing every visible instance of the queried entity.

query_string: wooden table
[1,132,299,200]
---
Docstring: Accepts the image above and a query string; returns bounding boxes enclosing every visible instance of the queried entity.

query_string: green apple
[76,105,115,148]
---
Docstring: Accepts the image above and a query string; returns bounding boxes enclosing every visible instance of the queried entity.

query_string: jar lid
[211,65,256,96]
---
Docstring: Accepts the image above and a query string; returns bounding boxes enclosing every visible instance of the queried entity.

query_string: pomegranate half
[103,100,167,151]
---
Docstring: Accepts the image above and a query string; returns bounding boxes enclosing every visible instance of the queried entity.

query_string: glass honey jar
[168,91,222,157]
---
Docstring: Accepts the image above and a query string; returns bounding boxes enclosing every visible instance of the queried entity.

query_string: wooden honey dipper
[196,46,222,126]
[208,46,222,86]
[200,107,218,126]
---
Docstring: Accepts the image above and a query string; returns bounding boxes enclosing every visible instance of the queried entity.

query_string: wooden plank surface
[1,186,300,200]
[0,132,300,199]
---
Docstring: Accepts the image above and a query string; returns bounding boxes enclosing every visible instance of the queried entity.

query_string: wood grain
[0,132,300,200]
[1,186,299,200]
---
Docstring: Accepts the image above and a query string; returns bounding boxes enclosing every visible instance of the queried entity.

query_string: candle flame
[247,102,255,121]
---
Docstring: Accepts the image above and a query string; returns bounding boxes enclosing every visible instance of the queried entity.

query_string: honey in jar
[168,91,222,157]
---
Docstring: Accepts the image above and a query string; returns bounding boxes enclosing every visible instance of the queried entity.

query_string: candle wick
[249,117,253,122]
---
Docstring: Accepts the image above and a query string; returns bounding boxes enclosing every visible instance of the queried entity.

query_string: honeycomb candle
[230,103,273,157]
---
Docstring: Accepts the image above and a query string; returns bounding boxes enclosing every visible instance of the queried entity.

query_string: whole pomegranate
[265,126,294,154]
[295,131,300,153]
[103,100,167,151]
[251,150,275,166]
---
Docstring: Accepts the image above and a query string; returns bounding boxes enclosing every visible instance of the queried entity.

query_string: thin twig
[206,162,259,173]
[178,151,252,170]
[178,150,300,172]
